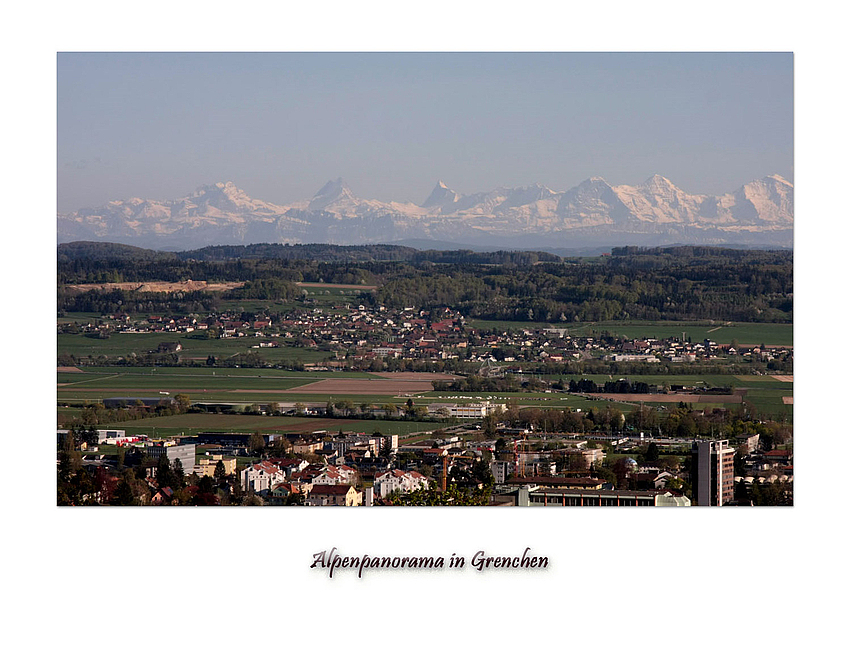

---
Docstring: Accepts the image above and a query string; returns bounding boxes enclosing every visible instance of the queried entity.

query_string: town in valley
[57,243,793,507]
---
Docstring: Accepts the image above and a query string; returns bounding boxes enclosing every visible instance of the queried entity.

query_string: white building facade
[241,461,287,493]
[373,469,430,498]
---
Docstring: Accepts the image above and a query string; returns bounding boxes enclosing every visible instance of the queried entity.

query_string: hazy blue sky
[57,52,792,212]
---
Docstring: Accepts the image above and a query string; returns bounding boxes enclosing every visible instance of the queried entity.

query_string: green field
[58,331,336,363]
[58,366,791,419]
[467,319,793,346]
[58,366,384,378]
[58,367,323,387]
[549,373,793,419]
[111,413,443,439]
[58,312,102,324]
[57,367,323,403]
[212,287,372,312]
[425,372,792,419]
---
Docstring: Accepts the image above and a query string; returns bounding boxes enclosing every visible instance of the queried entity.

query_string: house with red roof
[305,484,362,506]
[311,464,358,486]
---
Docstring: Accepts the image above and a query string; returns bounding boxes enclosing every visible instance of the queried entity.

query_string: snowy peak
[421,180,459,209]
[309,178,356,211]
[558,176,630,224]
[495,184,557,212]
[58,173,793,249]
[727,175,794,224]
[194,180,240,194]
[738,174,792,191]
[580,176,610,188]
[640,174,678,193]
[570,176,618,200]
[511,182,555,200]
[611,174,702,223]
[183,181,286,217]
[313,177,352,198]
[765,174,792,186]
[190,181,253,208]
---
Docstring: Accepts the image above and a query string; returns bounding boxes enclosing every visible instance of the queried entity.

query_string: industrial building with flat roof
[502,485,690,507]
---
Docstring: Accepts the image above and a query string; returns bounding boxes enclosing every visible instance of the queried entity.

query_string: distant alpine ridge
[58,175,793,250]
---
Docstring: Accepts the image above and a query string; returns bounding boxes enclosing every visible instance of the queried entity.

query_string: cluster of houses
[732,431,794,491]
[239,458,430,506]
[59,303,792,369]
[63,419,793,506]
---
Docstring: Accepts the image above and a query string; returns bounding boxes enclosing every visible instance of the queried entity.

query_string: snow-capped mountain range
[58,175,793,250]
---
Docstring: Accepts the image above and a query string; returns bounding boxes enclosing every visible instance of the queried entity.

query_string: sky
[57,52,793,213]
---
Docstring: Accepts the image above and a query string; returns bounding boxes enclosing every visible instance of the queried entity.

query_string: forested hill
[58,241,561,265]
[57,242,792,324]
[611,245,792,261]
[373,248,792,323]
[179,243,562,264]
[57,241,180,263]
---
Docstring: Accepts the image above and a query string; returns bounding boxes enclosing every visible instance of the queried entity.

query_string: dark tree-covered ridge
[57,243,792,324]
[58,241,561,265]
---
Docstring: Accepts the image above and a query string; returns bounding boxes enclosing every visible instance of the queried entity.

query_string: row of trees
[567,378,653,394]
[483,399,784,439]
[60,394,192,429]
